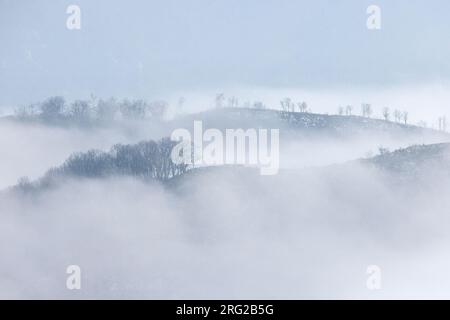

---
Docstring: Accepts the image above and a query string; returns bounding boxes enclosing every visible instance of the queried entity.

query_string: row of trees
[214,93,448,132]
[15,96,169,123]
[37,138,188,185]
[278,99,412,125]
[337,104,409,123]
[215,94,310,113]
[14,94,448,132]
[337,105,354,116]
[338,104,447,131]
[438,116,448,132]
[280,98,308,113]
[214,93,268,110]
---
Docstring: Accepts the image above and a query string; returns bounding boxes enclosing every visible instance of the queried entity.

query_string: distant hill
[8,137,188,194]
[6,105,450,142]
[361,143,450,177]
[170,108,450,142]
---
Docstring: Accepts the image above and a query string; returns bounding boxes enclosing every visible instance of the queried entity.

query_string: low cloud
[1,162,450,299]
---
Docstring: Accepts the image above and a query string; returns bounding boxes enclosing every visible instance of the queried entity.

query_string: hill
[171,108,450,142]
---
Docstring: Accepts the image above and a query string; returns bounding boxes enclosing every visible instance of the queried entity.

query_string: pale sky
[1,0,450,117]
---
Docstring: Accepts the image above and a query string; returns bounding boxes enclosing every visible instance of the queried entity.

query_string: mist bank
[2,147,450,298]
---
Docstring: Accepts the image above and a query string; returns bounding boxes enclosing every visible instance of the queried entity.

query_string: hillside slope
[171,108,450,141]
[361,143,450,178]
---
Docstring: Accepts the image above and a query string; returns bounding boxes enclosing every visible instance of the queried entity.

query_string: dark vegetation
[14,96,168,125]
[363,143,450,176]
[15,138,188,193]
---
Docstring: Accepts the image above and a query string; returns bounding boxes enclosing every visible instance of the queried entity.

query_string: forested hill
[12,138,188,193]
[361,143,450,176]
[5,96,450,141]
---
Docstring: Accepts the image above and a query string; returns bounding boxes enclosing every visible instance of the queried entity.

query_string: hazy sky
[1,0,450,106]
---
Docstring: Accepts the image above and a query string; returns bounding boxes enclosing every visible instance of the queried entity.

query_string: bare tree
[148,100,168,119]
[382,107,390,121]
[438,116,447,131]
[280,98,292,112]
[40,96,65,120]
[70,100,91,122]
[345,105,353,115]
[378,146,389,155]
[96,98,118,122]
[361,103,372,118]
[120,99,148,120]
[227,96,239,108]
[297,101,308,113]
[394,109,402,123]
[402,111,409,124]
[338,106,344,116]
[215,93,225,109]
[15,103,37,119]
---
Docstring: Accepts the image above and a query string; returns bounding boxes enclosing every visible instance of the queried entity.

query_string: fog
[0,108,449,298]
[1,161,450,299]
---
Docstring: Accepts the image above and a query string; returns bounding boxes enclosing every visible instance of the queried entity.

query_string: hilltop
[171,108,450,142]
